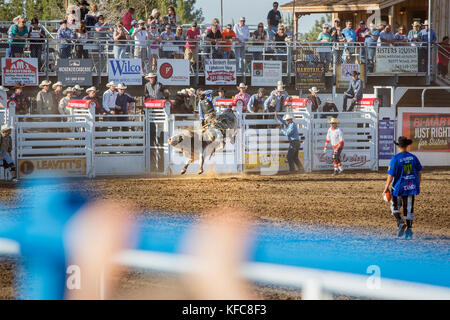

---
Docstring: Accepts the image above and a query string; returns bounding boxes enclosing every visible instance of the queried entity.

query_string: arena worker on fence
[58,87,74,115]
[234,83,251,112]
[247,88,267,113]
[36,80,55,115]
[144,72,170,100]
[102,81,118,115]
[342,71,363,112]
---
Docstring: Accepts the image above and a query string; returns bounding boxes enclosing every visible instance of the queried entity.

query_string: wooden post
[388,5,394,26]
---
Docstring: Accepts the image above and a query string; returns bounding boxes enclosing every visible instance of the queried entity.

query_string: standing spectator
[419,20,437,43]
[51,82,64,112]
[147,23,161,72]
[355,21,367,43]
[6,16,21,58]
[234,83,250,112]
[75,22,89,59]
[267,2,281,41]
[10,83,30,115]
[342,20,356,63]
[306,87,322,113]
[221,24,236,59]
[79,1,90,22]
[206,23,222,58]
[36,80,55,114]
[161,24,176,58]
[102,81,118,115]
[247,88,267,113]
[94,15,112,40]
[88,3,102,18]
[132,20,148,72]
[174,26,185,59]
[57,20,75,59]
[408,21,422,44]
[58,87,74,115]
[113,22,129,59]
[394,26,408,44]
[206,18,221,32]
[28,18,46,70]
[233,17,250,73]
[72,85,84,100]
[148,9,161,28]
[323,118,344,175]
[0,86,8,108]
[122,7,135,31]
[144,73,169,99]
[85,3,102,27]
[330,18,341,41]
[333,26,346,64]
[252,23,268,61]
[83,87,105,115]
[379,24,395,46]
[363,23,380,71]
[317,23,333,73]
[185,22,201,68]
[274,25,291,63]
[167,6,178,30]
[437,36,450,78]
[115,83,136,131]
[274,113,303,173]
[10,17,28,57]
[418,20,437,72]
[159,16,170,33]
[342,71,363,112]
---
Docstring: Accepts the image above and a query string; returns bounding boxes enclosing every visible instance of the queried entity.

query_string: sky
[195,0,326,34]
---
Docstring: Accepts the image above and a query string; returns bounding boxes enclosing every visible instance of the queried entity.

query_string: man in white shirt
[323,117,344,175]
[102,81,118,115]
[132,20,148,67]
[233,17,250,73]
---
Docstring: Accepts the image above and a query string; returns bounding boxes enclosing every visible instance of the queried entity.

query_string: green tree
[0,0,24,22]
[297,13,332,42]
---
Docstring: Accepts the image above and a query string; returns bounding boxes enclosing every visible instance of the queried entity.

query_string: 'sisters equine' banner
[251,60,282,87]
[157,59,189,86]
[204,59,236,85]
[375,47,418,73]
[108,59,142,85]
[295,61,325,90]
[1,58,38,86]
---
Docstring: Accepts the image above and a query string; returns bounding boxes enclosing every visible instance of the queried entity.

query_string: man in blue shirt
[342,21,356,63]
[115,83,136,131]
[418,20,437,72]
[274,112,303,173]
[57,20,75,59]
[343,71,363,112]
[247,88,267,113]
[364,23,382,71]
[267,2,282,41]
[383,136,422,239]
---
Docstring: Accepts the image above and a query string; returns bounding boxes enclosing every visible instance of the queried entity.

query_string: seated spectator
[83,86,105,115]
[173,26,185,59]
[342,71,362,112]
[58,87,74,115]
[160,24,176,58]
[57,20,75,58]
[306,87,322,113]
[10,17,28,57]
[379,24,395,46]
[273,24,291,62]
[79,1,90,22]
[28,17,45,70]
[167,6,178,30]
[221,24,236,59]
[212,87,227,106]
[437,36,450,78]
[0,125,17,181]
[75,22,89,59]
[234,83,251,112]
[408,21,423,44]
[342,20,356,63]
[394,25,408,44]
[122,7,135,31]
[10,83,30,115]
[132,21,148,70]
[0,86,8,109]
[52,82,64,112]
[205,23,222,58]
[148,23,161,72]
[247,88,267,113]
[36,80,55,114]
[185,22,201,68]
[363,23,380,71]
[317,23,332,72]
[252,23,268,61]
[113,22,129,59]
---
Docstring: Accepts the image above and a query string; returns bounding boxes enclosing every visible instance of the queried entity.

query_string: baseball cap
[240,17,246,21]
[394,136,413,148]
[131,20,138,26]
[191,21,197,27]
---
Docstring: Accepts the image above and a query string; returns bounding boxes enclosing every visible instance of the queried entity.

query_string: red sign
[159,63,173,79]
[357,98,380,108]
[144,99,172,109]
[284,97,308,108]
[1,58,38,86]
[66,100,93,109]
[214,99,235,108]
[205,70,236,83]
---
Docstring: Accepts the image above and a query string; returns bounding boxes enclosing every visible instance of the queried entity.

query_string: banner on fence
[1,58,38,86]
[17,157,87,178]
[204,59,236,85]
[57,59,93,86]
[336,63,365,89]
[313,151,371,169]
[244,152,305,172]
[251,60,282,87]
[157,59,189,86]
[379,120,395,160]
[375,47,418,73]
[108,59,142,85]
[295,61,325,90]
[402,112,450,152]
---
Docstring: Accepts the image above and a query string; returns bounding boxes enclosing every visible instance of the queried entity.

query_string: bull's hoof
[180,169,187,175]
[198,169,204,175]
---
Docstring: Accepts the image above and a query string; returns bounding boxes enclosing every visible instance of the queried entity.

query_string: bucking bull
[168,111,238,175]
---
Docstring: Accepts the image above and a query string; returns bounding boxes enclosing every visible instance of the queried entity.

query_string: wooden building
[281,0,449,42]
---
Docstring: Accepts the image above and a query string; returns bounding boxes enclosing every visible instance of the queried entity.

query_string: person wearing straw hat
[115,83,136,131]
[102,81,118,115]
[83,86,105,115]
[58,87,74,115]
[383,136,422,240]
[0,86,9,108]
[342,70,362,112]
[264,83,287,120]
[418,20,437,72]
[144,72,169,100]
[323,117,344,175]
[10,83,29,115]
[234,83,250,112]
[36,80,55,114]
[0,124,17,181]
[274,112,303,173]
[307,87,322,113]
[51,81,64,111]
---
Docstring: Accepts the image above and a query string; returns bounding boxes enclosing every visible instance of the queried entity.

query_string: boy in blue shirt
[383,136,422,239]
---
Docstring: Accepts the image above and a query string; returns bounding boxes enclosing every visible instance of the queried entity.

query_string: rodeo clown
[382,136,422,240]
[323,117,344,175]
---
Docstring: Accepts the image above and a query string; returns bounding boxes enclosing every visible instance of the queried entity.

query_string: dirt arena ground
[0,169,449,299]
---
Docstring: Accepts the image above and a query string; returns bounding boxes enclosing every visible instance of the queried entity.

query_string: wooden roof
[280,0,407,13]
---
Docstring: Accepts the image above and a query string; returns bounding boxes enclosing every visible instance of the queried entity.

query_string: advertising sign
[336,63,365,89]
[108,59,142,85]
[379,120,395,160]
[1,58,38,86]
[251,60,282,87]
[375,47,418,73]
[204,59,236,85]
[245,152,305,172]
[313,151,371,170]
[57,59,93,86]
[18,157,87,178]
[157,59,189,86]
[295,61,325,90]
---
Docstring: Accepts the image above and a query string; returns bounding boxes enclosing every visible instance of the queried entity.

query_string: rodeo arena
[0,0,449,306]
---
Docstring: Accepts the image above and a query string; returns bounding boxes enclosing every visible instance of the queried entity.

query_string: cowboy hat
[52,81,63,89]
[13,83,24,90]
[73,84,83,91]
[186,88,196,95]
[237,83,248,89]
[283,114,294,121]
[63,87,74,94]
[276,84,285,92]
[309,87,319,93]
[1,124,11,133]
[106,81,117,87]
[394,136,413,148]
[0,86,9,92]
[117,83,127,90]
[144,72,157,79]
[351,70,360,76]
[276,80,285,88]
[328,117,339,124]
[39,80,52,88]
[412,21,421,27]
[423,20,429,26]
[137,20,145,24]
[86,86,97,93]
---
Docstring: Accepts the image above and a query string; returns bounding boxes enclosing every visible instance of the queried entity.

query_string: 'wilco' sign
[57,59,93,86]
[313,151,371,170]
[108,59,142,85]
